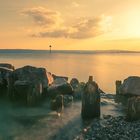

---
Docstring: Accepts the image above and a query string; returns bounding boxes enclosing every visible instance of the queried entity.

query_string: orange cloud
[22,7,112,39]
[22,7,63,28]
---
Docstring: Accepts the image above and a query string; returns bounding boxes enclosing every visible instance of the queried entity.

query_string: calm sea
[0,50,140,93]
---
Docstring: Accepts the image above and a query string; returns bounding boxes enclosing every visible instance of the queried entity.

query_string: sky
[1,0,140,50]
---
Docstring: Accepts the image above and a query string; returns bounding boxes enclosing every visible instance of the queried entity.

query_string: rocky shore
[0,63,140,140]
[74,115,140,140]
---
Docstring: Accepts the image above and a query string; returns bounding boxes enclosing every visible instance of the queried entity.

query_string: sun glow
[124,10,140,37]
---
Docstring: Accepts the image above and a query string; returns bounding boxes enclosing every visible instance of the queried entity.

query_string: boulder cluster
[116,76,140,121]
[0,63,83,109]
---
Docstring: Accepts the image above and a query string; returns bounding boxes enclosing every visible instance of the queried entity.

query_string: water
[0,50,140,93]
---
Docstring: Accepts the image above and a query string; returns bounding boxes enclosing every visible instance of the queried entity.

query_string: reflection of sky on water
[1,52,140,93]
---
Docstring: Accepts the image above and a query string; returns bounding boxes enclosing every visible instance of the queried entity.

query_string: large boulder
[8,65,51,104]
[126,96,140,121]
[81,76,100,119]
[120,76,140,96]
[47,78,73,98]
[12,65,49,89]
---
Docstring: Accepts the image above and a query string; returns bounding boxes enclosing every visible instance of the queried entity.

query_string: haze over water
[0,50,140,93]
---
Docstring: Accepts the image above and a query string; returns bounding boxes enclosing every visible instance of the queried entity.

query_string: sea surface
[0,50,140,93]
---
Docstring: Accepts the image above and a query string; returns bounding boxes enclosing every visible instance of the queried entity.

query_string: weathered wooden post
[126,96,140,121]
[81,76,100,119]
[115,80,122,95]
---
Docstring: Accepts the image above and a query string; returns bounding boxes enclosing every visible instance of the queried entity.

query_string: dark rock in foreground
[51,95,64,114]
[50,94,73,115]
[8,65,51,105]
[0,63,14,94]
[48,78,73,98]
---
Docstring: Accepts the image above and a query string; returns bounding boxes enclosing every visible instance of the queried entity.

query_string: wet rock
[63,95,73,106]
[50,95,64,114]
[81,76,100,119]
[70,78,79,89]
[0,67,13,94]
[13,80,32,100]
[8,65,50,104]
[120,76,140,96]
[52,74,68,81]
[103,114,112,119]
[126,96,140,121]
[0,63,15,70]
[48,78,73,98]
[73,82,85,100]
[51,94,73,113]
[14,80,42,105]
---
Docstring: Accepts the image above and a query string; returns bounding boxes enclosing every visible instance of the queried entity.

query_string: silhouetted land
[0,49,140,54]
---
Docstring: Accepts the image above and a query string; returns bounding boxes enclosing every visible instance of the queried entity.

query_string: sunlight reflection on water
[0,52,140,93]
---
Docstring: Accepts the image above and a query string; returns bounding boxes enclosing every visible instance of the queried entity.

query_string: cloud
[21,7,63,28]
[72,2,80,7]
[22,7,112,39]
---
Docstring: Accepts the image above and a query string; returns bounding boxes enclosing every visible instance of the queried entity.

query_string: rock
[73,82,85,100]
[52,74,68,81]
[50,95,64,114]
[98,88,105,94]
[13,80,42,105]
[120,76,140,96]
[12,65,49,89]
[0,67,13,93]
[48,78,73,98]
[0,63,15,70]
[51,94,73,114]
[70,78,79,89]
[8,65,50,104]
[81,76,100,119]
[126,96,140,121]
[13,80,32,100]
[63,95,73,106]
[103,114,112,119]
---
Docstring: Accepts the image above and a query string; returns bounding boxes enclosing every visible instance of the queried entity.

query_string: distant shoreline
[0,49,140,54]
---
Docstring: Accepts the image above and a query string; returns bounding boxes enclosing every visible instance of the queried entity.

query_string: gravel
[74,115,140,140]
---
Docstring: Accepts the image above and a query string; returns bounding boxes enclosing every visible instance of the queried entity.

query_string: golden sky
[1,0,140,50]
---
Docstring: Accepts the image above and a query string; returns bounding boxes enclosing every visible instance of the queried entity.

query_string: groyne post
[115,80,122,95]
[81,76,100,119]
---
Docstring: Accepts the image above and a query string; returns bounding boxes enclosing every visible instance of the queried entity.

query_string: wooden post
[81,76,100,119]
[49,45,52,53]
[115,80,122,95]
